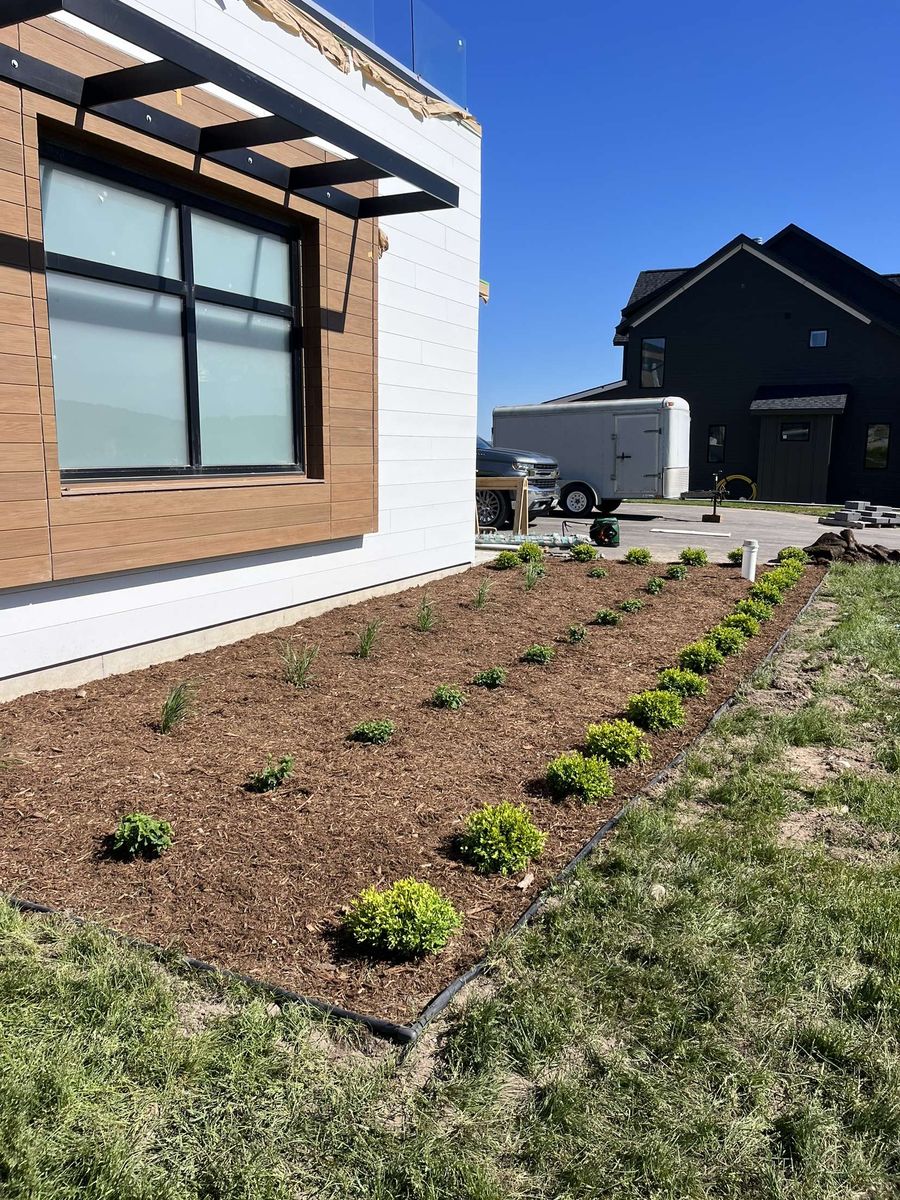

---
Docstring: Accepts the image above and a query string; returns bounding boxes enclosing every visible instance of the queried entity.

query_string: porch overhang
[750,390,848,415]
[0,0,460,219]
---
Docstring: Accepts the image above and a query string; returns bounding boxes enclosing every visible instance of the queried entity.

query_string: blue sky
[430,0,900,435]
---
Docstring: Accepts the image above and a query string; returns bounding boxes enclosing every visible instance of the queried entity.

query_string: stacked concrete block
[819,501,900,528]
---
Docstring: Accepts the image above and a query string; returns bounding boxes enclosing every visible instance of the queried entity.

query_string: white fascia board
[631,243,872,328]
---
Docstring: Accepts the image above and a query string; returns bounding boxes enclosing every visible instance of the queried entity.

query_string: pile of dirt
[804,529,900,565]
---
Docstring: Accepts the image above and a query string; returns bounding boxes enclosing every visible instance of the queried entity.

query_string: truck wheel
[561,484,595,517]
[599,499,621,514]
[476,488,512,530]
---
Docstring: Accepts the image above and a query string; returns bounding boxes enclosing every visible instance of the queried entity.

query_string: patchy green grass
[623,498,833,518]
[2,563,900,1198]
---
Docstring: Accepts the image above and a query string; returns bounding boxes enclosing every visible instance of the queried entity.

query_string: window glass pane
[809,329,828,347]
[196,303,294,466]
[780,421,810,442]
[191,212,290,304]
[47,273,189,470]
[641,337,665,387]
[40,162,180,278]
[865,423,890,469]
[707,424,725,463]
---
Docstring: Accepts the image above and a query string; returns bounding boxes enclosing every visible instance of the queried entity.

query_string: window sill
[60,473,323,497]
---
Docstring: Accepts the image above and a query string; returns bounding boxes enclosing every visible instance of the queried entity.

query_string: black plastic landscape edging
[5,576,825,1049]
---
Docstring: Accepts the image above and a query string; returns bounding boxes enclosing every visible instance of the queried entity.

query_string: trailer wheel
[598,499,621,514]
[561,483,595,517]
[476,488,512,530]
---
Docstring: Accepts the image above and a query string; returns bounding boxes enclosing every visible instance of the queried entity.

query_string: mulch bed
[0,558,821,1024]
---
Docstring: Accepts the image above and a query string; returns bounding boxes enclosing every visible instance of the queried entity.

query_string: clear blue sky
[433,0,900,435]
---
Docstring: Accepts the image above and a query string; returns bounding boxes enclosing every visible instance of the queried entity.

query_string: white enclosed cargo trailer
[492,396,691,517]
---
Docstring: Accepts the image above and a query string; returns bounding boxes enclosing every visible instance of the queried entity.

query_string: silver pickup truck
[475,436,560,529]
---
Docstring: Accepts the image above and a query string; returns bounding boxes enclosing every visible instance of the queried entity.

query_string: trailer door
[613,412,661,497]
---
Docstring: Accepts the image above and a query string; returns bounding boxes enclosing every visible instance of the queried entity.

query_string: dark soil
[0,558,821,1023]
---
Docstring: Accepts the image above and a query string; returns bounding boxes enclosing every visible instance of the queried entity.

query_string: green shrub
[726,547,744,565]
[588,565,608,579]
[414,595,436,632]
[459,802,546,875]
[517,541,544,563]
[626,689,686,732]
[158,681,192,735]
[749,578,785,606]
[658,666,708,698]
[473,579,492,609]
[546,751,614,804]
[620,598,644,614]
[112,812,173,858]
[431,684,466,711]
[355,619,381,659]
[566,624,587,643]
[492,550,520,571]
[646,576,665,594]
[679,640,725,674]
[280,640,318,688]
[721,612,761,638]
[764,565,802,591]
[349,719,395,745]
[624,547,652,565]
[584,719,651,766]
[247,754,294,793]
[523,561,545,591]
[521,643,555,665]
[734,597,773,622]
[708,624,747,656]
[570,542,597,562]
[680,547,708,566]
[344,878,460,956]
[666,563,688,580]
[777,545,809,563]
[472,666,507,689]
[594,608,621,627]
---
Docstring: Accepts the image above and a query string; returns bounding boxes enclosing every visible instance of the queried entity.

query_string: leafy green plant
[431,684,466,711]
[414,595,436,632]
[620,598,644,614]
[658,666,708,698]
[459,802,546,875]
[777,545,809,563]
[750,579,785,606]
[247,754,294,793]
[594,608,621,627]
[727,547,744,565]
[679,640,725,674]
[517,541,544,563]
[570,542,597,562]
[492,550,520,571]
[734,597,773,622]
[280,640,318,688]
[626,689,686,732]
[545,751,614,804]
[521,643,555,665]
[645,576,665,595]
[112,812,173,859]
[523,561,545,591]
[472,666,507,689]
[343,878,460,956]
[473,579,492,609]
[765,565,803,591]
[666,563,688,580]
[355,619,381,659]
[679,547,708,566]
[348,719,395,745]
[584,719,651,767]
[158,682,192,735]
[624,547,652,565]
[721,612,761,638]
[588,565,608,579]
[566,624,587,643]
[708,624,747,656]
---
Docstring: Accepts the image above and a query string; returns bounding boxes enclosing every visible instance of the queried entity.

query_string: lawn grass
[623,498,833,518]
[2,564,899,1198]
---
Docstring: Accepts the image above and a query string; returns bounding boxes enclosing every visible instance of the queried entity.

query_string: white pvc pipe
[741,539,759,582]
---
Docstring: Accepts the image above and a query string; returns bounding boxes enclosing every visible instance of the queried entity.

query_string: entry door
[613,413,660,497]
[756,415,834,502]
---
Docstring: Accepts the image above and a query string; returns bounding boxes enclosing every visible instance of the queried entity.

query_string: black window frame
[41,142,305,483]
[707,423,726,464]
[809,328,829,348]
[780,421,811,443]
[640,336,666,388]
[864,422,891,470]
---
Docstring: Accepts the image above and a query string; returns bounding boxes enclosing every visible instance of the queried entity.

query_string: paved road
[527,503,900,564]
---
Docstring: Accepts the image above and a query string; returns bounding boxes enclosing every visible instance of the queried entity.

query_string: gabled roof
[542,379,627,405]
[750,387,849,414]
[626,269,689,308]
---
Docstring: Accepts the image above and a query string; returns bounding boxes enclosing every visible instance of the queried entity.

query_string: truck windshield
[477,436,491,449]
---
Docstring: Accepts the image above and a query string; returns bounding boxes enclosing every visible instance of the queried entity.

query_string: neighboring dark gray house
[557,226,898,504]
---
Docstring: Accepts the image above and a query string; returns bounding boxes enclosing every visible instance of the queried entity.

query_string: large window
[640,337,666,388]
[41,149,302,479]
[707,423,726,463]
[864,423,890,470]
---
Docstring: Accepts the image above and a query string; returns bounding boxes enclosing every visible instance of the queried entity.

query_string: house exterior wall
[0,0,481,689]
[619,247,900,504]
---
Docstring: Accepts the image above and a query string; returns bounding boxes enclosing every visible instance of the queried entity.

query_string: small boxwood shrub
[679,546,708,566]
[588,565,608,579]
[594,608,621,627]
[765,565,803,590]
[777,545,809,563]
[566,624,587,643]
[708,624,747,656]
[721,612,761,638]
[459,802,546,875]
[472,666,507,689]
[546,751,614,804]
[620,598,644,614]
[679,640,725,674]
[344,878,460,956]
[517,541,544,563]
[750,578,785,606]
[726,547,744,565]
[626,689,686,732]
[624,547,652,565]
[521,643,555,665]
[658,666,708,698]
[431,684,466,710]
[349,719,395,744]
[112,812,173,859]
[646,576,665,594]
[493,550,520,571]
[734,597,773,622]
[666,563,688,580]
[584,719,651,766]
[571,542,597,562]
[247,754,294,793]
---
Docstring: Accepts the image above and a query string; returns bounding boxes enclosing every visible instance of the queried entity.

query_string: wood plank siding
[0,15,378,589]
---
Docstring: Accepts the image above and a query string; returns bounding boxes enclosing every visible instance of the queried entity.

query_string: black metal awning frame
[0,0,460,219]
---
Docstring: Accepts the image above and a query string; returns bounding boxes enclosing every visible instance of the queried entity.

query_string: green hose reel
[589,516,620,548]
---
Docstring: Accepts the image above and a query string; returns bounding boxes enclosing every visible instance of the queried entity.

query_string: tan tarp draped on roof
[239,0,481,134]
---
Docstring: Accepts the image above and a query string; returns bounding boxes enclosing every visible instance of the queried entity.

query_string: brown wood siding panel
[0,471,45,501]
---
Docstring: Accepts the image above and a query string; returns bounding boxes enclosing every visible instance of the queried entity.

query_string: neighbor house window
[707,424,726,463]
[780,421,810,442]
[864,423,890,469]
[640,337,666,387]
[41,150,301,478]
[809,329,828,348]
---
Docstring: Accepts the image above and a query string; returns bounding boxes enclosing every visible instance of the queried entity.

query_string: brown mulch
[0,558,821,1024]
